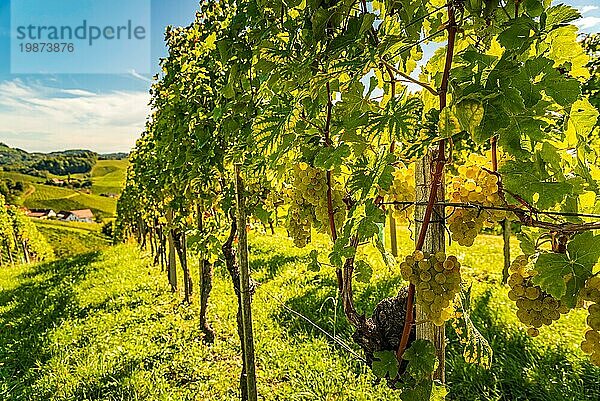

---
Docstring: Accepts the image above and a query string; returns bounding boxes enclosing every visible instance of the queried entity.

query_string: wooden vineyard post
[389,214,399,257]
[492,136,512,283]
[502,220,511,283]
[414,151,446,382]
[166,208,178,292]
[234,164,258,401]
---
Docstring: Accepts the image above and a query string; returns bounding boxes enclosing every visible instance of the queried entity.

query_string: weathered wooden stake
[166,208,178,292]
[389,214,399,257]
[415,151,446,382]
[502,219,511,283]
[234,164,258,401]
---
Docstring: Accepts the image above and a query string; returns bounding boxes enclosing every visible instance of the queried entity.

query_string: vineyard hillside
[0,229,597,401]
[1,159,128,218]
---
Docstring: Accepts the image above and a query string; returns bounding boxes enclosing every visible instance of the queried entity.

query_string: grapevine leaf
[378,163,395,191]
[354,260,373,283]
[516,228,540,255]
[359,13,376,35]
[438,107,461,138]
[454,100,483,136]
[499,160,573,209]
[498,18,532,50]
[542,5,581,31]
[329,235,355,268]
[355,200,386,241]
[566,99,599,144]
[533,232,600,306]
[252,204,270,224]
[543,69,580,108]
[568,231,600,268]
[314,143,351,170]
[399,380,433,401]
[372,350,399,379]
[308,250,320,272]
[545,26,590,79]
[402,339,438,381]
[453,286,493,369]
[524,0,544,17]
[311,8,330,41]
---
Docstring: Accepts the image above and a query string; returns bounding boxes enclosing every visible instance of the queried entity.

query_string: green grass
[0,229,598,400]
[34,220,110,258]
[91,160,128,196]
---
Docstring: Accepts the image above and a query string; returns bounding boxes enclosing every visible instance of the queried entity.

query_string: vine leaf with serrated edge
[372,350,399,379]
[308,249,320,272]
[453,286,493,369]
[354,260,373,283]
[533,232,600,307]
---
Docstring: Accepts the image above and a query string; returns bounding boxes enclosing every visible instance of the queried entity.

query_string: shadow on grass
[0,252,101,395]
[250,253,305,282]
[274,275,406,344]
[275,278,600,401]
[447,288,600,401]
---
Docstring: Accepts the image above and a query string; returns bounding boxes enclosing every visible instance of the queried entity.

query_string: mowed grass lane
[0,229,597,400]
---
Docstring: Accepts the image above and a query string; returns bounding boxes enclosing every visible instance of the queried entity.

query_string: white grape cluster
[380,163,415,224]
[286,163,345,247]
[447,156,509,247]
[580,276,600,366]
[507,255,569,337]
[400,250,462,326]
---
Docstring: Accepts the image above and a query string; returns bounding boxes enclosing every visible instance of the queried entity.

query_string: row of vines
[0,194,53,266]
[117,0,600,399]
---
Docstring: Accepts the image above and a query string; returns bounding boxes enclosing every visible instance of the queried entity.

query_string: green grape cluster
[287,204,312,247]
[380,163,415,224]
[580,276,600,366]
[507,255,569,337]
[286,163,345,247]
[447,160,509,247]
[400,250,462,326]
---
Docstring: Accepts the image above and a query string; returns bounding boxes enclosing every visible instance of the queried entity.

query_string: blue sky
[0,1,598,153]
[0,0,199,153]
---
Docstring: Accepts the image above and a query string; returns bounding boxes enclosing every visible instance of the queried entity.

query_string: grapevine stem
[324,81,343,292]
[491,136,498,171]
[380,59,439,96]
[396,1,458,363]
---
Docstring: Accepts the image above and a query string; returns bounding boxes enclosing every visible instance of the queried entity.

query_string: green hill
[1,159,128,219]
[0,230,597,400]
[33,220,111,258]
[91,159,129,196]
[0,143,97,176]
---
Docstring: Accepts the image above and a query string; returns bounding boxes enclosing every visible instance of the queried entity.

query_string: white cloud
[575,16,600,30]
[0,79,150,153]
[580,5,599,14]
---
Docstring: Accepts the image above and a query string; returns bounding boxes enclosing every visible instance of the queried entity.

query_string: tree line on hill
[0,178,25,203]
[0,143,128,177]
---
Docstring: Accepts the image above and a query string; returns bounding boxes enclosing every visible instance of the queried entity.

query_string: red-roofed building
[26,209,56,219]
[58,209,94,223]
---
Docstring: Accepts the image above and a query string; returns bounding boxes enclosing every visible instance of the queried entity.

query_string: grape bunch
[507,255,570,337]
[447,158,509,246]
[380,163,415,224]
[400,250,462,326]
[287,204,312,247]
[286,163,345,247]
[580,276,600,366]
